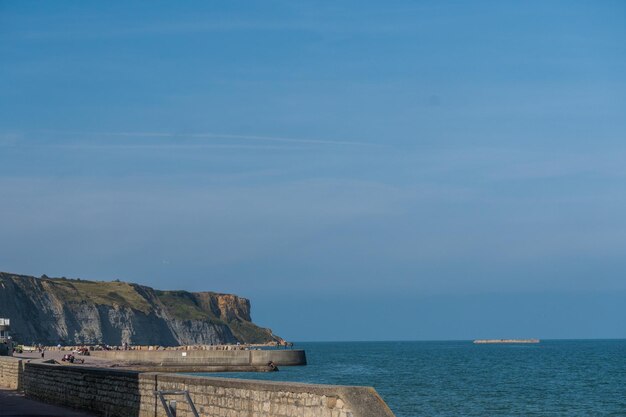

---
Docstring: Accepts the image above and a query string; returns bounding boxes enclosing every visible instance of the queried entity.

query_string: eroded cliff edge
[0,271,282,346]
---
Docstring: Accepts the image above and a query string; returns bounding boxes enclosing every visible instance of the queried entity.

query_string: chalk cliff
[0,272,282,346]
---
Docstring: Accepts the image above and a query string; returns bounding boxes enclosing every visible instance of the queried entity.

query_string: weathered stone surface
[0,360,396,417]
[91,348,307,367]
[0,357,23,389]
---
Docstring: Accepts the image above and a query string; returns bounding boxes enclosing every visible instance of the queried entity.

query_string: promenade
[14,351,117,367]
[0,388,96,416]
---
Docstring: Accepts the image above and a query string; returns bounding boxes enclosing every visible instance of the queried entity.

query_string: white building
[0,318,12,356]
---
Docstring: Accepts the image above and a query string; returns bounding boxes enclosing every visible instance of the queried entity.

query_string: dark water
[195,340,626,417]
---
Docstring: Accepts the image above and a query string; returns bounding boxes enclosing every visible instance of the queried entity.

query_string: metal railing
[154,390,199,417]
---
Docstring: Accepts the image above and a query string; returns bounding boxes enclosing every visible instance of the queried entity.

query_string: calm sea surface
[195,340,626,417]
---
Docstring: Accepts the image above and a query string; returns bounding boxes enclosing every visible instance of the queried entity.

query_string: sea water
[194,340,626,416]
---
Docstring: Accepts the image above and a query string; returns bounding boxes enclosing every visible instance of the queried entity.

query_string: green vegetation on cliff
[47,278,153,314]
[156,290,216,321]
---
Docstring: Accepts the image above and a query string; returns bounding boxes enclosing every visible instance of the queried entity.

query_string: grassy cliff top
[46,278,153,313]
[156,290,217,321]
[1,273,245,321]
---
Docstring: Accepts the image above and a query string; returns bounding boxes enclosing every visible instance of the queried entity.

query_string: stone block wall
[5,361,395,417]
[139,373,395,417]
[23,363,141,416]
[0,356,22,389]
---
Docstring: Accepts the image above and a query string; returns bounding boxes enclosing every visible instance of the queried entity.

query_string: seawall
[91,349,307,367]
[0,356,395,417]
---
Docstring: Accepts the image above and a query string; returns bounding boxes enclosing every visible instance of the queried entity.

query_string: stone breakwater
[91,348,307,368]
[39,342,287,352]
[0,356,395,417]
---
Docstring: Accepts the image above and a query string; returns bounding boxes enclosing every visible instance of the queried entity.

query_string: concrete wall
[0,356,22,389]
[0,361,396,417]
[91,349,307,367]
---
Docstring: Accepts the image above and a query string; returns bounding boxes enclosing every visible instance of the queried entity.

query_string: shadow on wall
[23,363,143,416]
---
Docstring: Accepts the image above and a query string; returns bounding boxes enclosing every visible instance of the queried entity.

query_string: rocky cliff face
[0,272,282,346]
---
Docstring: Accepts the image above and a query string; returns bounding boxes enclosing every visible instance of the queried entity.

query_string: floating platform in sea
[473,339,540,344]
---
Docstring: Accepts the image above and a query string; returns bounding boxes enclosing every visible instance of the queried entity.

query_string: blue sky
[1,1,625,341]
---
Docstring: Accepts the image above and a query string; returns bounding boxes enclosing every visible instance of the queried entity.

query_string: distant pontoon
[473,339,540,344]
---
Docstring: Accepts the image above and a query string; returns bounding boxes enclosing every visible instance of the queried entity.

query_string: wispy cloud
[0,133,22,146]
[10,20,301,41]
[20,130,378,148]
[46,144,306,151]
[7,12,417,42]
